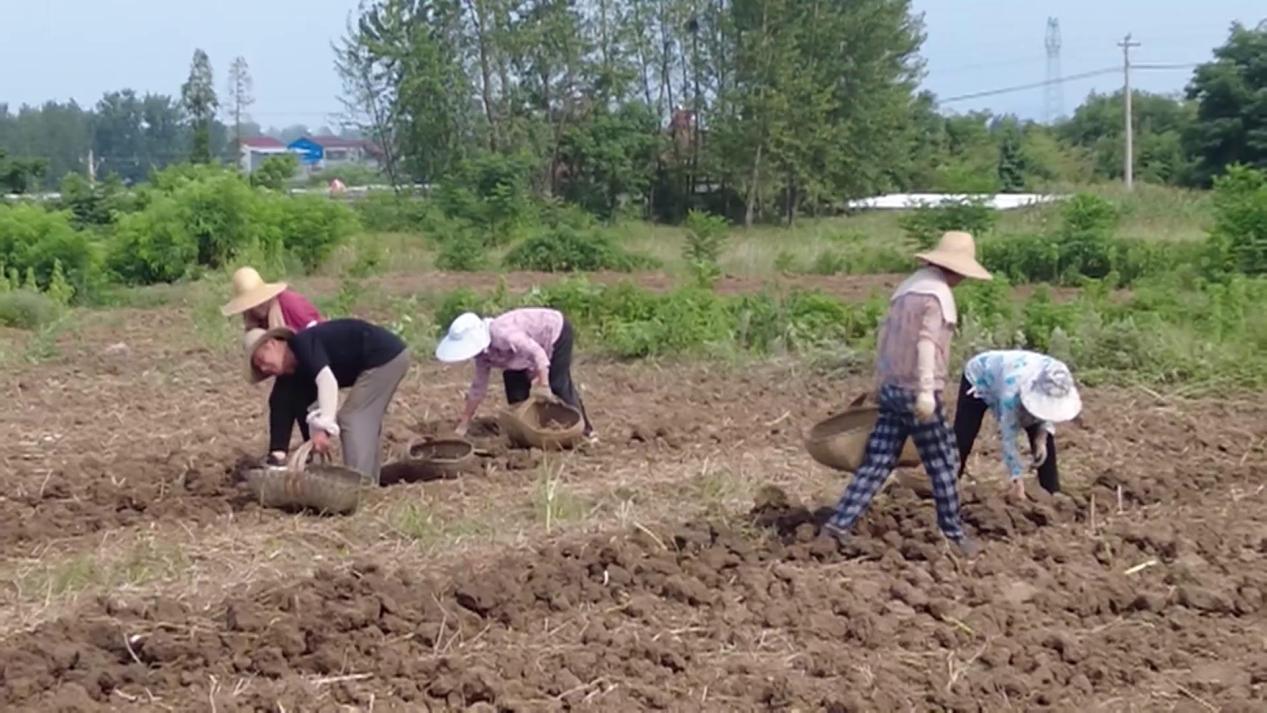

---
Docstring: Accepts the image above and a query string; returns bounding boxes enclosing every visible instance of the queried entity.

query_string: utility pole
[1118,33,1140,190]
[1044,18,1063,123]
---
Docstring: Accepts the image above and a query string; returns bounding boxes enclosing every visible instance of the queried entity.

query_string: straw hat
[914,231,992,281]
[1019,359,1082,423]
[221,267,288,317]
[435,312,493,363]
[243,326,295,383]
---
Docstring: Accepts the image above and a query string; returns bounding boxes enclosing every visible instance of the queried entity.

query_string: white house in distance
[238,135,383,177]
[238,136,292,173]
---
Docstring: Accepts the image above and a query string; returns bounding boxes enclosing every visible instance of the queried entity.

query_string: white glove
[914,391,936,422]
[1031,438,1048,469]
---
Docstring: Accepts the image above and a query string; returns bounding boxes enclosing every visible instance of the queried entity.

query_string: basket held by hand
[805,393,921,473]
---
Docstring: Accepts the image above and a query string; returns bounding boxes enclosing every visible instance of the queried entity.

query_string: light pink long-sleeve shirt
[467,308,565,406]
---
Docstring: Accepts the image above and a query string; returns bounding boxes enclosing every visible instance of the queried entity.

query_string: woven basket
[403,437,476,480]
[499,395,585,450]
[246,441,369,515]
[805,394,921,473]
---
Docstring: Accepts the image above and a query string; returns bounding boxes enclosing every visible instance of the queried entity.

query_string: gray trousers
[337,349,410,483]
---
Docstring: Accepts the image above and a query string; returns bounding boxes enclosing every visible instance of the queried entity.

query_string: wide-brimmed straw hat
[1019,359,1082,423]
[221,267,288,317]
[435,312,492,363]
[914,231,992,281]
[243,326,295,383]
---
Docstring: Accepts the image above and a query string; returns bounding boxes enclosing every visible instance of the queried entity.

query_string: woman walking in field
[954,350,1082,497]
[436,307,593,438]
[824,231,992,556]
[221,266,323,465]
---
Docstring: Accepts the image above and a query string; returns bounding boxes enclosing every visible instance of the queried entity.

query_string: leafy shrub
[107,169,356,284]
[108,195,198,284]
[682,210,729,286]
[898,198,997,250]
[0,289,58,329]
[0,203,96,301]
[435,232,488,272]
[278,194,358,272]
[434,153,537,244]
[355,192,433,232]
[249,154,298,191]
[58,173,133,228]
[504,226,657,272]
[809,250,849,275]
[1207,165,1267,276]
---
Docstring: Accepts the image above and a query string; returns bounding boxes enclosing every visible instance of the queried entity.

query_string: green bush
[0,203,96,301]
[278,194,358,272]
[434,153,537,244]
[249,154,298,191]
[504,226,657,273]
[355,192,433,232]
[0,289,58,329]
[682,210,729,286]
[434,232,488,272]
[107,195,198,284]
[1208,165,1267,276]
[107,168,356,284]
[898,198,997,250]
[58,173,133,228]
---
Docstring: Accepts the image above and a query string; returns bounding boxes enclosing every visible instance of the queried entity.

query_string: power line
[938,67,1118,103]
[937,61,1201,105]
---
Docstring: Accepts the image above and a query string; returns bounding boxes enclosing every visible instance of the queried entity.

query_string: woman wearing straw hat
[244,318,410,482]
[824,231,992,556]
[954,350,1082,497]
[221,267,323,465]
[436,307,593,438]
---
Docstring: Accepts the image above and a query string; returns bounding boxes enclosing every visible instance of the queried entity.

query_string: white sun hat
[1019,358,1083,423]
[221,267,288,317]
[435,312,492,363]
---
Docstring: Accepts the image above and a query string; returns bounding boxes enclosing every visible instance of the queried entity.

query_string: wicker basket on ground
[499,395,585,450]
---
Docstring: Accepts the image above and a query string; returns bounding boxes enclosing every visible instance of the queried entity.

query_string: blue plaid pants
[828,384,966,542]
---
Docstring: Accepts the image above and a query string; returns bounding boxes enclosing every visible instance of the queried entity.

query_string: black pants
[503,319,592,435]
[268,374,316,453]
[953,375,1060,494]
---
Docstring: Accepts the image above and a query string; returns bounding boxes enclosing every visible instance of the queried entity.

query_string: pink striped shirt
[467,308,564,405]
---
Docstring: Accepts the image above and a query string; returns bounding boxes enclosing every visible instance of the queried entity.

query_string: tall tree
[225,57,255,162]
[335,8,402,189]
[181,49,219,163]
[1185,21,1267,185]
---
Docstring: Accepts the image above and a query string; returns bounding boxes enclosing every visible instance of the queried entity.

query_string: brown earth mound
[3,475,1263,712]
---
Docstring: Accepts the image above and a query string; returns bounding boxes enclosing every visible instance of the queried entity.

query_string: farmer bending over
[222,266,324,465]
[436,307,593,438]
[824,231,991,556]
[955,350,1082,497]
[245,318,410,483]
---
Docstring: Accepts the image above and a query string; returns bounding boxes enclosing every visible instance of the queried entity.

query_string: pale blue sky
[1,0,1263,125]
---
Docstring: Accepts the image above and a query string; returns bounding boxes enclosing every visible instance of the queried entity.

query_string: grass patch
[530,459,592,533]
[384,500,493,546]
[0,290,59,330]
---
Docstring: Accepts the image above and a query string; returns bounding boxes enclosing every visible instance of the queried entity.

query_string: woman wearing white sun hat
[825,230,992,556]
[954,350,1083,498]
[436,307,592,438]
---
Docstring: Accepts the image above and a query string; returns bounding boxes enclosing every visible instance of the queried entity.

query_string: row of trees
[0,50,346,188]
[3,6,1265,224]
[332,1,1266,223]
